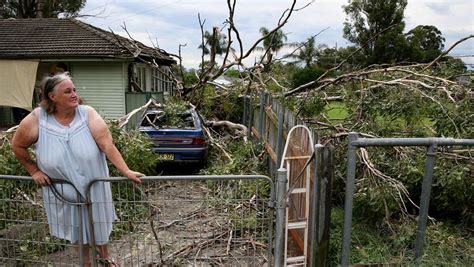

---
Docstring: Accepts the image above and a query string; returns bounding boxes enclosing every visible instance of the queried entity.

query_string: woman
[12,72,143,266]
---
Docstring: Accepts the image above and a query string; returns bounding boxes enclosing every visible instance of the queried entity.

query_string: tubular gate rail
[342,132,474,266]
[0,175,275,266]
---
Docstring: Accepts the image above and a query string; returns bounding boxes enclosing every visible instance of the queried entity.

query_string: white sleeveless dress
[36,105,117,245]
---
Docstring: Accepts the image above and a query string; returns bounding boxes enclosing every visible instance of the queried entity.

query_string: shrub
[199,85,244,123]
[291,66,327,88]
[0,133,38,229]
[107,121,159,177]
[329,207,474,265]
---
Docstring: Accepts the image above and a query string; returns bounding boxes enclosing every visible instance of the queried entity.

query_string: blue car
[138,108,208,163]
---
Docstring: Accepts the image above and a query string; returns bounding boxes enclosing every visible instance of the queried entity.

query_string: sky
[78,0,474,69]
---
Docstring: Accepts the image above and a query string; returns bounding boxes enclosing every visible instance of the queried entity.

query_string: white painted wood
[290,188,307,194]
[287,256,306,263]
[287,221,307,229]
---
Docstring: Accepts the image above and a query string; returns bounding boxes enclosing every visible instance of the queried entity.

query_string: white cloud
[80,0,473,68]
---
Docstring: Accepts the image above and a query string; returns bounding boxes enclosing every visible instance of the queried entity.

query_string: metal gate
[341,133,474,266]
[0,175,274,266]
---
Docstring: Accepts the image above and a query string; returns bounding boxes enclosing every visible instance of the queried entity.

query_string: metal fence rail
[0,176,85,266]
[0,175,275,266]
[341,133,474,266]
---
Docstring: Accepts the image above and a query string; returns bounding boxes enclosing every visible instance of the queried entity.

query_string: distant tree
[182,69,199,87]
[440,56,467,75]
[316,45,365,70]
[343,0,409,65]
[291,36,318,68]
[406,25,445,62]
[372,28,410,64]
[0,0,86,18]
[224,69,241,78]
[170,65,199,87]
[198,28,229,56]
[259,27,288,65]
[313,44,335,69]
[291,66,326,88]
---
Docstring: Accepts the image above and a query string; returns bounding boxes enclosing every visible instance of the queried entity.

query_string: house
[0,18,176,127]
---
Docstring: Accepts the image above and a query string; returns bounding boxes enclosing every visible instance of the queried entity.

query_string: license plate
[157,153,174,161]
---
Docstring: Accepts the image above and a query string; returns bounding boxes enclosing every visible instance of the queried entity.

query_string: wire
[96,0,182,27]
[80,0,112,15]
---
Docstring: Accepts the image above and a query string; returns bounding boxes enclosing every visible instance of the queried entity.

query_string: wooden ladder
[284,157,312,266]
[280,125,314,266]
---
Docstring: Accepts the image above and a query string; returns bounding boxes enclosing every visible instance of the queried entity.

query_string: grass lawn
[325,102,349,120]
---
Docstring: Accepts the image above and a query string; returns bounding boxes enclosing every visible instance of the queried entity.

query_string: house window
[136,65,147,91]
[131,64,175,94]
[49,62,69,75]
[151,66,175,95]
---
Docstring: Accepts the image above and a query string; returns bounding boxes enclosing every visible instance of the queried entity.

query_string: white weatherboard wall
[71,62,128,119]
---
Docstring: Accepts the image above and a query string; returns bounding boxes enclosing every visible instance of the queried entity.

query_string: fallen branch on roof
[117,98,162,128]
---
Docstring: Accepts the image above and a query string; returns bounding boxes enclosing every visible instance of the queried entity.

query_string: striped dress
[36,105,116,245]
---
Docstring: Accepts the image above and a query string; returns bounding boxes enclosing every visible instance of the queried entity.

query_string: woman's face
[49,79,79,110]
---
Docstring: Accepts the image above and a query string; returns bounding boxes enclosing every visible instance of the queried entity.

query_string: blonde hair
[39,72,72,114]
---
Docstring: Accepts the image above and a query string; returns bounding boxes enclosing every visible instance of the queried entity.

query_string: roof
[0,18,175,64]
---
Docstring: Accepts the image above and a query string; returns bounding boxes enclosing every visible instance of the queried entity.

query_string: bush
[201,140,270,198]
[200,139,271,238]
[0,133,38,229]
[291,66,327,88]
[107,121,161,233]
[107,121,160,177]
[329,207,474,265]
[199,85,244,123]
[0,133,30,176]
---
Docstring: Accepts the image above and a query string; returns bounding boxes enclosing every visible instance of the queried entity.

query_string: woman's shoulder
[32,107,42,115]
[26,107,43,121]
[79,105,103,123]
[79,105,100,113]
[78,105,94,115]
[16,108,40,133]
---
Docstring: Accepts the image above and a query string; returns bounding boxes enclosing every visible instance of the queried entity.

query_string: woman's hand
[32,170,51,186]
[124,170,144,184]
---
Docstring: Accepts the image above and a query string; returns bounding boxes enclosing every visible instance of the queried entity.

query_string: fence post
[415,144,438,260]
[310,144,333,267]
[274,167,288,267]
[248,94,254,131]
[86,197,98,267]
[276,107,284,168]
[242,95,248,126]
[258,91,266,136]
[341,132,358,266]
[77,202,84,266]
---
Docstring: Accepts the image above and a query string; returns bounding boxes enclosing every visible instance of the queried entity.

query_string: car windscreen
[140,111,197,129]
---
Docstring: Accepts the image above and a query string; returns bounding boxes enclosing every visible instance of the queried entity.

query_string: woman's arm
[87,106,143,183]
[12,109,51,186]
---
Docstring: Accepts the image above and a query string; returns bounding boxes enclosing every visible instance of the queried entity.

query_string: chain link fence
[0,175,275,266]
